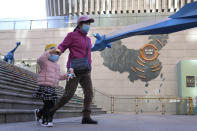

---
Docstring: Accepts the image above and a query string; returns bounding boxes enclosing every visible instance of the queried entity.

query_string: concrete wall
[1,26,197,97]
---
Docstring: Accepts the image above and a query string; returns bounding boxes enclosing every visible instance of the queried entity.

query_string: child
[33,44,74,127]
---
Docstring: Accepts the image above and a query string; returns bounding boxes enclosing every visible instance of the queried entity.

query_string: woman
[50,16,110,124]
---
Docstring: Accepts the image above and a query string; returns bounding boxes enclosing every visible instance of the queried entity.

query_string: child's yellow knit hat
[45,44,62,53]
[45,44,57,51]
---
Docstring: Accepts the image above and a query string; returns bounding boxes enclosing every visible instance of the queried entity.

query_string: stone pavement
[0,113,197,131]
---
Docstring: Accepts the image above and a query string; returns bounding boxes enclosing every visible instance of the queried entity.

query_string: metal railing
[0,12,173,30]
[93,88,194,115]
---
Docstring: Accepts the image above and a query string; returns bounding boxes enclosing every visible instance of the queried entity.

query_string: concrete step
[0,60,106,123]
[0,69,36,83]
[0,83,34,96]
[0,91,83,106]
[0,82,83,102]
[0,109,106,123]
[0,84,67,99]
[0,78,65,95]
[0,60,36,76]
[0,75,39,89]
[0,71,36,84]
[0,65,36,82]
[0,99,100,111]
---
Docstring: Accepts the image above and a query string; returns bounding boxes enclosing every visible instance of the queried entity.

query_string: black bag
[70,38,90,71]
[70,58,90,71]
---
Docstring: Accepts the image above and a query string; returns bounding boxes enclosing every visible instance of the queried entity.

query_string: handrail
[93,87,194,115]
[113,97,189,100]
[0,13,172,30]
[93,88,111,98]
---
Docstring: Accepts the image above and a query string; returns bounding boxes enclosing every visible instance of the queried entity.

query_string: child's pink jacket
[37,52,67,87]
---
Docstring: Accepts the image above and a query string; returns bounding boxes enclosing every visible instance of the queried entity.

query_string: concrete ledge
[0,109,106,123]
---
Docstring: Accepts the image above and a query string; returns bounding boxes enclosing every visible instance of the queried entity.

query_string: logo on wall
[186,76,195,87]
[140,44,159,61]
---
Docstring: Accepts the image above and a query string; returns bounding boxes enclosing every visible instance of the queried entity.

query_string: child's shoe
[34,109,42,122]
[40,122,48,127]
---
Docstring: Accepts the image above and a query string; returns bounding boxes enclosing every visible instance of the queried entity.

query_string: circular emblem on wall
[140,44,159,61]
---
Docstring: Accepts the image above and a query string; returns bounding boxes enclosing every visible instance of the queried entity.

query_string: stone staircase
[0,60,106,123]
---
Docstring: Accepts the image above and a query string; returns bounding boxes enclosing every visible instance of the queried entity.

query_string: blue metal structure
[91,2,197,51]
[3,42,21,64]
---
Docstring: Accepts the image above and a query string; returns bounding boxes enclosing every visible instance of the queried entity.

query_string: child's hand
[66,68,75,81]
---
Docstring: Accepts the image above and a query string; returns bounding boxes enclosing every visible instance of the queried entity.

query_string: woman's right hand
[49,49,62,56]
[49,49,57,54]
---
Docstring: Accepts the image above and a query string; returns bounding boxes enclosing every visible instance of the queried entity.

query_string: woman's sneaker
[34,109,42,122]
[41,122,53,127]
[46,122,53,127]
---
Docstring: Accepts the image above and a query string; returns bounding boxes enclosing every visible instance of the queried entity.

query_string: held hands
[66,68,76,81]
[49,49,57,54]
[91,33,111,52]
[49,48,62,56]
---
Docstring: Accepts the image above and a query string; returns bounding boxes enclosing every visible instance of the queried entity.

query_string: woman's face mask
[48,54,59,62]
[81,24,90,33]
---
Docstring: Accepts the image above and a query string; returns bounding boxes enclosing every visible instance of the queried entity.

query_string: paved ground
[0,113,197,131]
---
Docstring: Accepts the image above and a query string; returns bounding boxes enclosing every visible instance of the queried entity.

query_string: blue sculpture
[91,1,197,51]
[3,42,21,64]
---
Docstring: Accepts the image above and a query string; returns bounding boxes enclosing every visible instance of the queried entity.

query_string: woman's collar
[76,28,87,36]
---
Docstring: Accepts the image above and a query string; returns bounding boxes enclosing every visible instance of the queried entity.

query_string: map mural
[101,35,168,84]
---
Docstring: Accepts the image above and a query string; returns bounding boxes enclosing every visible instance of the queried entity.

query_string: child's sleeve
[58,33,72,53]
[59,73,68,80]
[37,52,50,64]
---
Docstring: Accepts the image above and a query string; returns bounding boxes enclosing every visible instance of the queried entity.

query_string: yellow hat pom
[45,44,57,51]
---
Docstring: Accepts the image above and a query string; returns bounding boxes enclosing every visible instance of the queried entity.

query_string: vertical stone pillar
[138,0,144,13]
[143,0,147,12]
[180,0,185,8]
[155,0,160,12]
[100,0,105,14]
[107,0,112,14]
[90,0,95,14]
[46,0,50,16]
[112,0,118,14]
[125,0,129,13]
[85,0,89,15]
[57,0,60,16]
[145,0,150,13]
[58,0,64,16]
[73,0,78,15]
[95,0,101,14]
[177,0,182,10]
[118,0,123,13]
[62,0,69,16]
[149,0,154,12]
[79,0,83,15]
[186,0,191,4]
[167,0,173,12]
[131,0,135,13]
[88,0,92,14]
[161,0,168,12]
[52,0,56,16]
